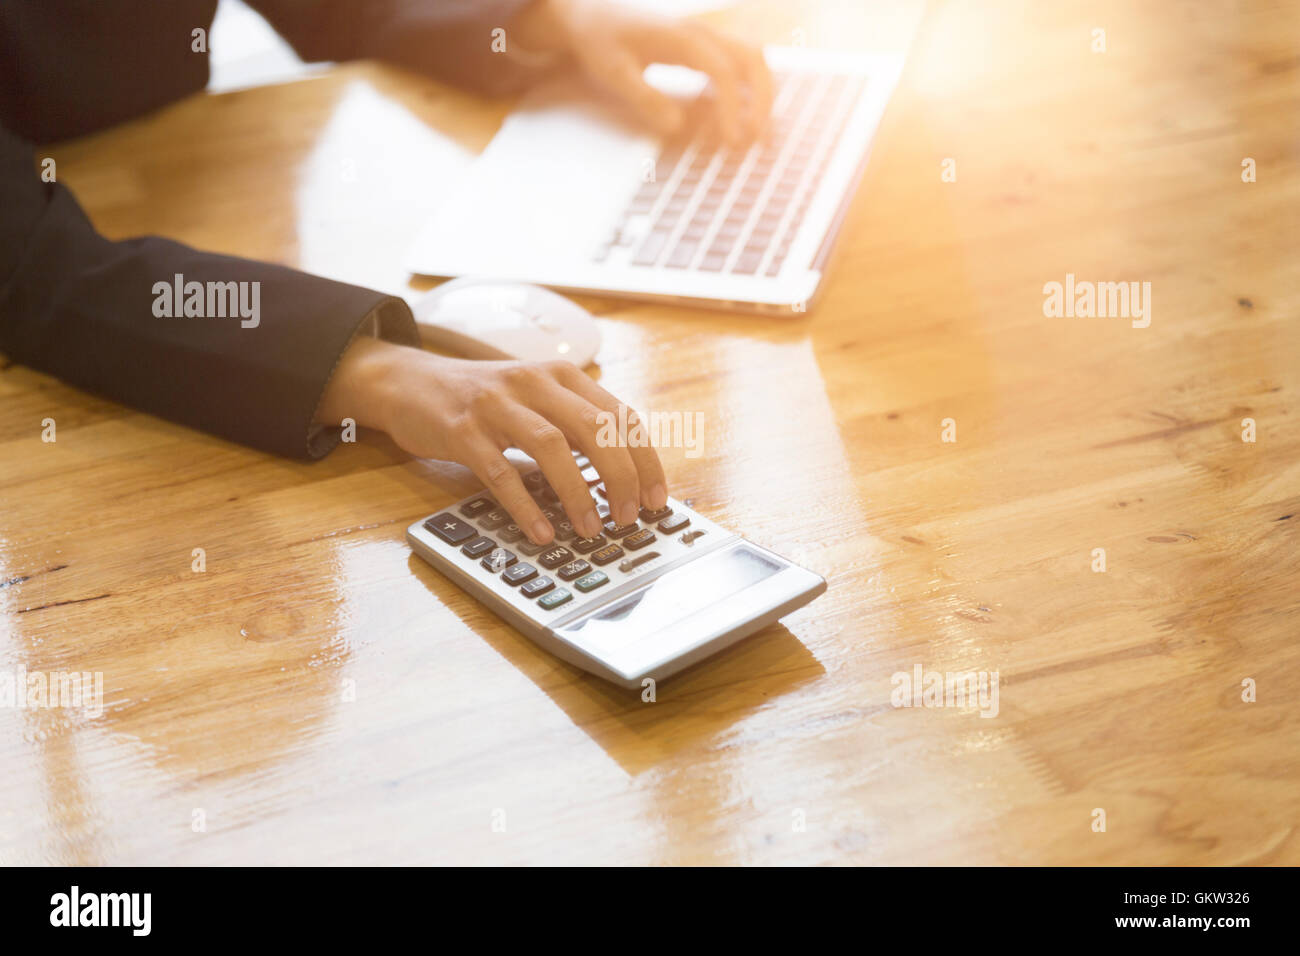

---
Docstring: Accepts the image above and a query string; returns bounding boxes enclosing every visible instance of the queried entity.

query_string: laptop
[405,47,904,314]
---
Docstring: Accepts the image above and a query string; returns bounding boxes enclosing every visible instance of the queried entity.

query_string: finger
[648,24,744,145]
[570,378,669,513]
[525,380,640,527]
[583,428,643,529]
[719,35,773,136]
[540,369,669,517]
[505,408,604,539]
[579,47,684,137]
[460,436,554,546]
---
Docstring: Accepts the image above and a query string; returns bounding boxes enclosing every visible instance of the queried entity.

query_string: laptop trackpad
[406,77,669,277]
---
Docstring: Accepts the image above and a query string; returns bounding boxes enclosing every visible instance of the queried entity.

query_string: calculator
[406,460,826,689]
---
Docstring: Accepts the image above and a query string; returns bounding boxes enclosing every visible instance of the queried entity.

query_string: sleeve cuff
[306,295,417,459]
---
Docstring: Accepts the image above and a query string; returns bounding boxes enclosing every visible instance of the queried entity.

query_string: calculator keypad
[539,547,573,569]
[481,548,516,572]
[426,514,476,545]
[461,535,496,558]
[574,571,609,593]
[658,513,690,534]
[415,450,726,617]
[460,497,494,518]
[590,544,625,566]
[502,562,538,586]
[538,588,572,610]
[557,559,592,581]
[521,576,555,598]
[624,528,656,550]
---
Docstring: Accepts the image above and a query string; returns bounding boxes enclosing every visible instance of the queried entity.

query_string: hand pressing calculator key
[407,459,826,689]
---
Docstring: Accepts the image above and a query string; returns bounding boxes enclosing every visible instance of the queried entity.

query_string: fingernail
[618,502,638,526]
[531,518,554,544]
[648,484,667,509]
[582,512,603,538]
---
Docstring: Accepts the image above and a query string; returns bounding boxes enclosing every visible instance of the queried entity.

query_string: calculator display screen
[555,544,783,646]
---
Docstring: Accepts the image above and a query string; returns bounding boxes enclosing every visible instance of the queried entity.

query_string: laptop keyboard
[592,68,867,277]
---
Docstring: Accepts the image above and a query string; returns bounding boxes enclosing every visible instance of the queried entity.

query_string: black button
[571,535,607,554]
[639,505,673,523]
[521,575,555,597]
[591,544,625,566]
[624,528,656,551]
[461,536,496,558]
[557,559,592,581]
[539,546,574,570]
[518,539,547,556]
[502,562,538,586]
[498,523,525,543]
[460,497,494,518]
[602,521,638,539]
[658,513,690,534]
[553,519,577,541]
[480,548,517,572]
[424,513,476,545]
[480,508,511,530]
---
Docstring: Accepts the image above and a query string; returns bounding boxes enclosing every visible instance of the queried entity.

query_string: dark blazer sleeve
[246,0,554,96]
[0,123,419,460]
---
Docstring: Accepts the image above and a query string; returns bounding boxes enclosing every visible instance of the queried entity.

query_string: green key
[574,571,609,593]
[537,588,573,610]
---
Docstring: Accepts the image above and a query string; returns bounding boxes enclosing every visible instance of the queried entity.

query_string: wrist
[316,334,408,433]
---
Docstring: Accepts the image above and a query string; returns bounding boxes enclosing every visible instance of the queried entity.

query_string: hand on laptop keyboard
[316,337,667,547]
[509,0,773,143]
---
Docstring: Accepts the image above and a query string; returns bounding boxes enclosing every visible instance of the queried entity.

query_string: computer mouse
[411,277,602,367]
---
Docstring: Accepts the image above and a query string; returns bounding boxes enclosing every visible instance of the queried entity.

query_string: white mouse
[411,277,602,366]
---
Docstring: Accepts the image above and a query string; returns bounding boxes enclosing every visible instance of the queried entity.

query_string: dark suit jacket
[0,0,541,458]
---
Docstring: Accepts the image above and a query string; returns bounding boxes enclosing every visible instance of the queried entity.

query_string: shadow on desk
[405,551,824,777]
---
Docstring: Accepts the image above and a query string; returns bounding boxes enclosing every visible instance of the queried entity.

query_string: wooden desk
[2,0,1296,865]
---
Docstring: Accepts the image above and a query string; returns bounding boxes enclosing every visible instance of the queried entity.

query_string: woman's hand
[509,0,773,144]
[316,336,668,546]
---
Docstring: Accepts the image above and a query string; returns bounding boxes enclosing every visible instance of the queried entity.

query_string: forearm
[0,124,419,459]
[247,0,556,97]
